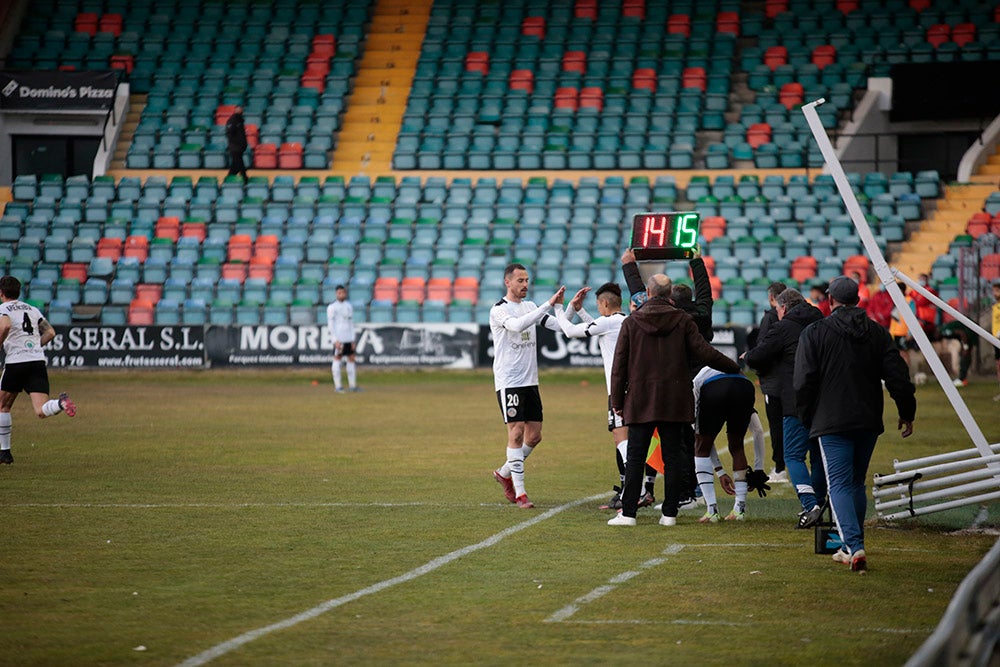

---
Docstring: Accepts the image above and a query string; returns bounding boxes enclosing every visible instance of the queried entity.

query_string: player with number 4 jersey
[0,276,76,465]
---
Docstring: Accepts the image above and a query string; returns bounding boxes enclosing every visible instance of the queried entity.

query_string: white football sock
[506,447,526,496]
[346,361,357,388]
[41,399,62,417]
[733,469,748,508]
[695,456,717,509]
[331,359,343,389]
[0,412,10,450]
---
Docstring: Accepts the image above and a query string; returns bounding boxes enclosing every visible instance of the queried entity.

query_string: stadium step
[110,94,146,170]
[330,0,432,173]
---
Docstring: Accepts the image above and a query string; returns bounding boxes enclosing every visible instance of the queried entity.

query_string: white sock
[733,469,748,513]
[521,443,534,460]
[346,361,357,388]
[617,439,628,463]
[331,359,343,389]
[695,456,717,510]
[506,447,526,496]
[41,399,62,417]
[0,412,10,450]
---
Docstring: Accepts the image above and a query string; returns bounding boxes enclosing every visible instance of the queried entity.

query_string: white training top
[0,300,48,364]
[489,298,562,391]
[556,306,625,393]
[326,300,355,344]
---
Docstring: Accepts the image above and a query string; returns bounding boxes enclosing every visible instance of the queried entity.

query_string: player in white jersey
[0,276,76,464]
[490,263,566,508]
[326,285,358,393]
[556,282,656,510]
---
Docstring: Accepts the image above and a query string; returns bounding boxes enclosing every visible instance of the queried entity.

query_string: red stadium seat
[74,12,98,35]
[247,258,273,282]
[509,69,534,93]
[373,277,400,303]
[96,237,123,261]
[426,278,452,303]
[253,143,278,169]
[400,277,427,303]
[574,0,597,20]
[951,24,976,47]
[765,0,788,18]
[123,235,149,262]
[716,12,739,36]
[278,143,302,169]
[181,222,206,242]
[464,51,489,75]
[252,235,280,264]
[667,14,690,37]
[227,234,253,263]
[681,67,706,91]
[779,82,804,109]
[154,216,180,242]
[967,212,991,238]
[62,262,89,283]
[764,46,788,70]
[220,262,248,284]
[908,0,931,11]
[812,45,836,69]
[981,253,1000,280]
[134,284,163,304]
[836,0,859,12]
[453,276,480,304]
[790,256,818,282]
[128,299,155,325]
[926,24,951,48]
[522,16,545,38]
[98,13,122,36]
[746,122,772,148]
[700,216,727,242]
[623,0,645,19]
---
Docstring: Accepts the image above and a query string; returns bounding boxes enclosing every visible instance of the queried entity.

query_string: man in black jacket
[794,276,916,574]
[225,106,249,180]
[621,248,713,507]
[743,288,827,528]
[750,281,788,482]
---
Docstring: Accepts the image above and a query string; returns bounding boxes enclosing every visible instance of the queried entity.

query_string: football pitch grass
[1,368,998,666]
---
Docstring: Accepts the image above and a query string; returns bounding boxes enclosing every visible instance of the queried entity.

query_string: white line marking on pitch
[545,544,685,623]
[7,502,519,509]
[175,492,605,667]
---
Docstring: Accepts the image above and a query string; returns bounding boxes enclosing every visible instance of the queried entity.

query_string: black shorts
[0,360,50,395]
[497,385,543,424]
[696,377,755,440]
[607,395,624,431]
[336,342,355,357]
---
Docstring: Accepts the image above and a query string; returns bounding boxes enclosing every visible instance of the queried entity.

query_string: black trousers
[227,149,247,179]
[622,422,685,519]
[764,393,785,471]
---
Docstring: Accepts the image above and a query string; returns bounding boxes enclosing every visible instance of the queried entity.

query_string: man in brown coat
[609,274,741,526]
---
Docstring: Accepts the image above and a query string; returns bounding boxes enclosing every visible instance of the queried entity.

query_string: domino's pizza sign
[0,70,118,111]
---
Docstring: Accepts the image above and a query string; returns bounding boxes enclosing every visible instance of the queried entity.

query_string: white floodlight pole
[801,98,1000,472]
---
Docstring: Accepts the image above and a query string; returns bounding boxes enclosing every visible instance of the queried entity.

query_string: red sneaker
[58,392,76,417]
[515,494,534,509]
[493,470,516,503]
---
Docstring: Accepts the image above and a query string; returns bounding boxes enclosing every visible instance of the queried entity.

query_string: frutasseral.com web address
[96,355,203,368]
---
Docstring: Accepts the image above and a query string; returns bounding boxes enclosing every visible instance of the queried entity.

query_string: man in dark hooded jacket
[794,276,916,574]
[609,274,740,527]
[225,106,249,180]
[744,288,827,529]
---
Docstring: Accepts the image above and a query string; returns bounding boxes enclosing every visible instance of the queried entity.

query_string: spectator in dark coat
[225,106,248,180]
[621,248,713,508]
[749,281,787,482]
[744,288,827,528]
[794,276,916,574]
[608,274,740,527]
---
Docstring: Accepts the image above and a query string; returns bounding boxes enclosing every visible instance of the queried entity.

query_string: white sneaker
[658,515,676,526]
[607,512,636,526]
[769,469,790,484]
